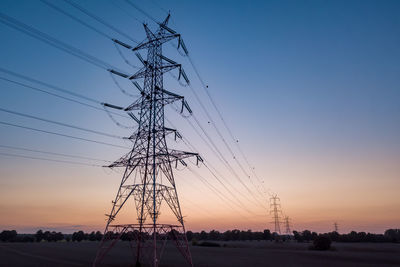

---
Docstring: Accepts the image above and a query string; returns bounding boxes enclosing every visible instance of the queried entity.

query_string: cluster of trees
[35,230,64,242]
[0,230,18,242]
[70,231,103,242]
[1,228,399,243]
[0,230,103,243]
[186,229,273,241]
[293,229,400,243]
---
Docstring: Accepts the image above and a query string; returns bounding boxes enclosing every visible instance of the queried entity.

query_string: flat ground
[0,241,399,267]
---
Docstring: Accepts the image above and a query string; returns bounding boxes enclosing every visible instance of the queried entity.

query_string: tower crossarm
[124,87,185,111]
[132,33,180,52]
[107,149,200,168]
[128,62,181,80]
[126,127,181,140]
[168,150,198,161]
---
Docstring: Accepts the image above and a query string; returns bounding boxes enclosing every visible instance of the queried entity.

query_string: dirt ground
[0,241,399,267]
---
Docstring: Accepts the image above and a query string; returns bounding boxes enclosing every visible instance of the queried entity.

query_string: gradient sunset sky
[0,0,399,234]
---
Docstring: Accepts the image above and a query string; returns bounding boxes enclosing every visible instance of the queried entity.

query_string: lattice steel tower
[283,216,291,235]
[270,194,282,234]
[94,15,200,267]
[334,222,339,233]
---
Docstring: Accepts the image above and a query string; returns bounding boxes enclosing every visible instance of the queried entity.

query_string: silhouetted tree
[95,231,103,241]
[35,230,44,242]
[89,231,96,241]
[186,231,193,241]
[209,230,220,240]
[72,231,85,242]
[384,229,400,242]
[293,231,303,242]
[312,235,331,250]
[263,229,272,240]
[302,230,312,242]
[0,230,17,242]
[199,230,208,240]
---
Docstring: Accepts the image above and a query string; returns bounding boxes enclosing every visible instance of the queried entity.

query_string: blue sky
[0,0,399,233]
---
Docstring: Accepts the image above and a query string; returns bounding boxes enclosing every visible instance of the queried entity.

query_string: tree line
[292,229,400,243]
[0,228,399,243]
[187,229,400,243]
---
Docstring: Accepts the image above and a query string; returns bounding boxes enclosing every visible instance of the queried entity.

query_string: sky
[0,0,399,234]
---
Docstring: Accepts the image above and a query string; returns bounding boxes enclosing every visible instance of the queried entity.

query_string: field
[0,241,399,267]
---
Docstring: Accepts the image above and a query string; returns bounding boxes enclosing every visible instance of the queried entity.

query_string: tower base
[93,224,193,267]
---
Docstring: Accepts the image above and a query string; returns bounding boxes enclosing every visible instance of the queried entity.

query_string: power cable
[0,151,101,167]
[40,0,112,39]
[0,121,128,149]
[0,107,123,139]
[63,0,139,44]
[0,69,128,119]
[124,0,158,23]
[0,144,111,162]
[0,12,125,72]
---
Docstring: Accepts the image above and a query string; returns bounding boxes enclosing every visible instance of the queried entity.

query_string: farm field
[0,241,399,267]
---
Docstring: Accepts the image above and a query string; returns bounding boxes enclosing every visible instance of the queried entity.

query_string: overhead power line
[0,121,128,149]
[0,12,125,72]
[0,107,123,139]
[168,117,265,215]
[124,0,158,23]
[108,3,269,208]
[0,151,101,167]
[40,0,112,40]
[63,0,140,44]
[0,144,111,163]
[0,75,128,119]
[187,55,270,196]
[0,67,98,103]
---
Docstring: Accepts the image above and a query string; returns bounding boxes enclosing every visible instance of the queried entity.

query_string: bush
[0,230,17,242]
[198,241,220,247]
[312,235,331,250]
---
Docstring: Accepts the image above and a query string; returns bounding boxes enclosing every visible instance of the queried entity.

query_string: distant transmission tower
[93,15,200,267]
[283,216,291,235]
[270,194,282,234]
[334,222,339,233]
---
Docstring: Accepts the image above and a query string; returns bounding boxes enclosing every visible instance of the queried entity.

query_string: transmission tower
[93,15,200,267]
[334,222,339,233]
[269,194,282,234]
[283,216,291,235]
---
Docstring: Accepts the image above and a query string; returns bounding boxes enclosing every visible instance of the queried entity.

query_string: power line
[0,121,128,149]
[0,107,123,139]
[0,76,105,113]
[0,67,98,104]
[124,0,158,23]
[190,112,267,209]
[39,0,144,89]
[0,152,101,167]
[109,1,142,24]
[167,116,264,212]
[0,12,124,72]
[0,69,128,119]
[109,72,138,98]
[142,4,271,200]
[187,48,271,197]
[63,0,140,44]
[1,75,137,131]
[72,0,268,210]
[130,3,270,203]
[0,144,111,163]
[131,5,269,209]
[187,166,262,220]
[113,42,140,69]
[40,0,112,39]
